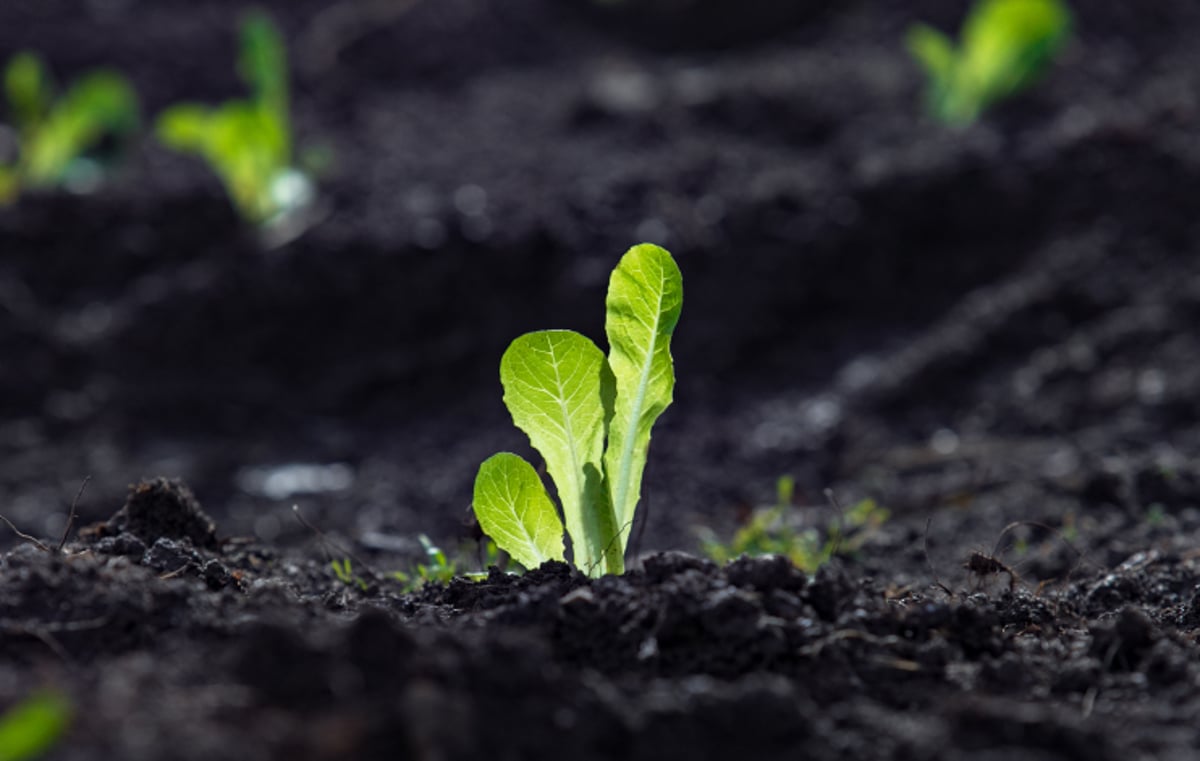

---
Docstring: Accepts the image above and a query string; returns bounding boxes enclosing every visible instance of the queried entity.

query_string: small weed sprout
[390,535,460,591]
[701,478,889,574]
[330,557,369,592]
[0,692,71,761]
[906,0,1072,125]
[473,243,683,578]
[329,537,462,593]
[301,496,469,594]
[156,10,314,226]
[0,52,138,203]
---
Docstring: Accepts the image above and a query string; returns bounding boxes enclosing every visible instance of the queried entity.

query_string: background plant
[906,0,1072,125]
[473,243,683,578]
[156,10,312,225]
[0,52,138,203]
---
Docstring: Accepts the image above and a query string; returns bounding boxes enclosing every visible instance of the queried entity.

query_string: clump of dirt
[89,477,218,549]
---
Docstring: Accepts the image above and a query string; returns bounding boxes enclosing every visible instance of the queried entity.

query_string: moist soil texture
[4,0,1200,759]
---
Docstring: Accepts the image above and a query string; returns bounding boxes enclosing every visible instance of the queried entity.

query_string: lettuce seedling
[156,10,312,225]
[0,52,139,203]
[0,692,70,761]
[473,243,683,577]
[906,0,1071,125]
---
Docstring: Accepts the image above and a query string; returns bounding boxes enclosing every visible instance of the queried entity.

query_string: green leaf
[0,167,18,205]
[23,70,139,186]
[0,692,70,761]
[4,52,52,134]
[603,243,683,555]
[155,103,213,153]
[473,452,565,570]
[959,0,1071,105]
[60,72,139,133]
[158,100,288,223]
[500,330,617,575]
[908,0,1071,125]
[208,101,285,222]
[238,10,289,154]
[905,24,956,93]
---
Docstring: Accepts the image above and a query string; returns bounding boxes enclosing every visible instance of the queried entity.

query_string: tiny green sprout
[390,535,461,591]
[1012,535,1030,557]
[0,51,139,203]
[1060,511,1079,543]
[701,481,889,574]
[0,692,70,761]
[330,557,368,592]
[156,10,313,225]
[906,0,1072,125]
[473,243,683,578]
[1146,504,1167,528]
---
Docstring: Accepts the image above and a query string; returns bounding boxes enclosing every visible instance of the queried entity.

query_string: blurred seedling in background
[156,10,317,231]
[0,692,70,761]
[0,52,138,204]
[700,476,890,574]
[906,0,1071,125]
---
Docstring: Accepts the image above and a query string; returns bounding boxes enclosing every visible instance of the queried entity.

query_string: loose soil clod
[87,477,218,550]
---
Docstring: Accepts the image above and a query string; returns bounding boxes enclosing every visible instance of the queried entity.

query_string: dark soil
[3,0,1200,758]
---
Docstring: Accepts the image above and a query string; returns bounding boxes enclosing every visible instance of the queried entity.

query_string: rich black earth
[4,1,1200,758]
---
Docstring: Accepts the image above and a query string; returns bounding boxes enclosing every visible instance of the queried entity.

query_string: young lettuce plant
[906,0,1071,126]
[0,52,139,203]
[156,10,313,226]
[473,243,683,578]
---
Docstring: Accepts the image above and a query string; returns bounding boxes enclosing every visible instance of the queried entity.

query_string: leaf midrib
[610,265,668,533]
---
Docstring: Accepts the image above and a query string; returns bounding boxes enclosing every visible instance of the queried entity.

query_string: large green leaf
[603,243,683,555]
[501,330,618,575]
[472,452,564,570]
[0,692,70,761]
